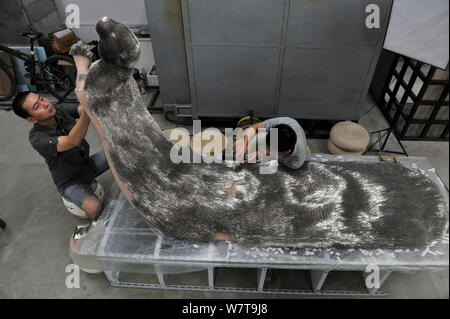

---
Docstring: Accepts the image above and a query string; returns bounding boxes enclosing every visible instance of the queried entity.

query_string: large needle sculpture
[69,17,447,249]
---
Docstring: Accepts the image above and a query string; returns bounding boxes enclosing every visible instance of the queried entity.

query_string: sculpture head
[96,17,140,69]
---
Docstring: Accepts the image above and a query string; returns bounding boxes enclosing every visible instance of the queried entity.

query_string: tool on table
[379,154,397,163]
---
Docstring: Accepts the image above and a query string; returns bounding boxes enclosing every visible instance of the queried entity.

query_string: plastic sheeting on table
[73,155,449,275]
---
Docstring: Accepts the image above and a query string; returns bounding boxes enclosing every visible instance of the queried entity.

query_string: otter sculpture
[69,17,447,249]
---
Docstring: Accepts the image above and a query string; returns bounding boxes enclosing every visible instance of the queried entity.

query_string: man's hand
[234,137,247,162]
[56,104,90,152]
[244,151,263,164]
[77,104,90,122]
[75,86,88,106]
[227,182,237,198]
[77,104,84,117]
[233,123,262,162]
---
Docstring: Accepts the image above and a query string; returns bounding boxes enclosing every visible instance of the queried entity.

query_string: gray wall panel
[192,47,280,116]
[145,0,394,119]
[188,0,285,44]
[286,0,390,47]
[145,0,191,105]
[279,48,374,119]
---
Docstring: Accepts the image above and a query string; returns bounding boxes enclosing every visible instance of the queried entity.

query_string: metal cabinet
[146,0,393,120]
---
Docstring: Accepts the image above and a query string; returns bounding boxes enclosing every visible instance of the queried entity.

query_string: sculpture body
[76,18,447,249]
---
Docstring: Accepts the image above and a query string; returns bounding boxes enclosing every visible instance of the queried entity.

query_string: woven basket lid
[327,138,365,156]
[330,121,369,152]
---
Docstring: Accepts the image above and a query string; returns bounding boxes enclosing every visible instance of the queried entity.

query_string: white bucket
[62,182,104,219]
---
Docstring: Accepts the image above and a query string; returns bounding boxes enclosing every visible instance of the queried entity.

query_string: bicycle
[0,32,77,103]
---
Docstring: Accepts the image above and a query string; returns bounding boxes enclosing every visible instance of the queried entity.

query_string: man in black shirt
[12,91,109,219]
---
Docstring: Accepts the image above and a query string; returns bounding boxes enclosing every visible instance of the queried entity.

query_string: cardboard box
[49,29,79,54]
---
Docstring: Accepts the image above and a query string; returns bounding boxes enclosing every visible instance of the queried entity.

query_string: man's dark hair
[266,124,297,153]
[12,91,32,119]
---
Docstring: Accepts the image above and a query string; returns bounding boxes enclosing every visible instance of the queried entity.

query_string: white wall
[135,38,155,75]
[54,0,148,41]
[53,0,155,73]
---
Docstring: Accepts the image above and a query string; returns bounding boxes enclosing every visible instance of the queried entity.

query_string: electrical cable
[358,103,377,120]
[359,78,397,120]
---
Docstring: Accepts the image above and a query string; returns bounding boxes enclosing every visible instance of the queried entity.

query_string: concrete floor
[0,92,448,299]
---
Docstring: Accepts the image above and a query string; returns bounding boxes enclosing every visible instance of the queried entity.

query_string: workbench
[73,155,449,296]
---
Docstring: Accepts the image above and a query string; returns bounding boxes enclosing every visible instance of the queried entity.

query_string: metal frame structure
[181,0,391,120]
[145,0,393,121]
[103,265,388,296]
[376,55,449,141]
[365,127,408,156]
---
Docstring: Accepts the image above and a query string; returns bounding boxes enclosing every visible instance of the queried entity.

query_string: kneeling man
[12,92,109,219]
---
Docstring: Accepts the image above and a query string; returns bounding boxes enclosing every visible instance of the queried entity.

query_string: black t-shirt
[28,104,96,193]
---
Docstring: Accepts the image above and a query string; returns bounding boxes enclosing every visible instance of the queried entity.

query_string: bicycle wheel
[41,55,77,102]
[0,62,16,101]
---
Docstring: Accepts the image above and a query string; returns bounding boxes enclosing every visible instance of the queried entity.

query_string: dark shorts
[61,150,109,209]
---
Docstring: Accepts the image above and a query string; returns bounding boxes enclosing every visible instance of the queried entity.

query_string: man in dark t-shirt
[12,91,109,219]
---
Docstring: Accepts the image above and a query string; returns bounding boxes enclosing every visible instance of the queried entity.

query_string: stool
[328,121,370,155]
[62,182,104,219]
[328,139,366,156]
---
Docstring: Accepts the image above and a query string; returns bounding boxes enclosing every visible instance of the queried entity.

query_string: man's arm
[56,53,92,152]
[233,122,262,161]
[56,109,90,152]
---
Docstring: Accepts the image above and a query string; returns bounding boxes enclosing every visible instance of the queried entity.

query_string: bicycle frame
[0,44,33,62]
[0,43,43,86]
[1,40,77,102]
